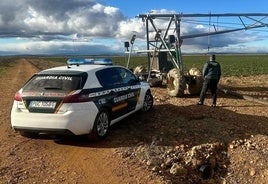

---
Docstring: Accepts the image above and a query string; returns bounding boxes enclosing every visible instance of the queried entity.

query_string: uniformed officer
[197,54,221,107]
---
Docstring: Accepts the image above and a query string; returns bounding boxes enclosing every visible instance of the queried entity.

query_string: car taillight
[62,93,91,103]
[14,92,23,102]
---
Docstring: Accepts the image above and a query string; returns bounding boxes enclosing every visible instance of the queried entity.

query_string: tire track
[0,59,38,129]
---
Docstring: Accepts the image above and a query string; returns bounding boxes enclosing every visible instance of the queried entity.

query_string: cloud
[0,2,267,55]
[0,0,124,40]
[0,0,131,55]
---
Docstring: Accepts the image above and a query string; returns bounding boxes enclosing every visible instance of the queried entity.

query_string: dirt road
[0,58,268,183]
[0,59,163,184]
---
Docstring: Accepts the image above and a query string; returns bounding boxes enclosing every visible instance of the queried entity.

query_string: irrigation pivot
[126,13,268,97]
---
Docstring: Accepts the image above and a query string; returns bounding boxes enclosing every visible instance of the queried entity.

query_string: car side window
[96,68,123,88]
[116,68,138,85]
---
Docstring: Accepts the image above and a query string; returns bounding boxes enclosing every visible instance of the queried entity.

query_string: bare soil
[0,58,267,184]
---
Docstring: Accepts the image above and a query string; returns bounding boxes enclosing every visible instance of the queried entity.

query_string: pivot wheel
[186,67,204,95]
[167,68,186,97]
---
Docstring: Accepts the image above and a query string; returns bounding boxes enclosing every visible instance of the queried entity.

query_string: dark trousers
[199,79,218,105]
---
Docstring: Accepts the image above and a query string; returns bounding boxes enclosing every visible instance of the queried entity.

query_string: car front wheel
[89,109,110,140]
[141,91,154,112]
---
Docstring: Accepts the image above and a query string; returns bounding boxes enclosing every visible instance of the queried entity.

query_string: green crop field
[0,55,268,77]
[182,54,268,77]
[103,54,268,77]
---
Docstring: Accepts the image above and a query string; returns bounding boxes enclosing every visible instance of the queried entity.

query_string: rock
[229,144,235,149]
[170,163,187,175]
[191,158,202,168]
[152,166,159,172]
[146,160,152,166]
[249,168,256,176]
[160,163,166,169]
[164,157,173,167]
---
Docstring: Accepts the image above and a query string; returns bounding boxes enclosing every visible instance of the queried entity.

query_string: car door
[96,67,129,120]
[116,67,141,112]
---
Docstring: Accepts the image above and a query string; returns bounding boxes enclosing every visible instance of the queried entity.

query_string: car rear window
[23,74,82,93]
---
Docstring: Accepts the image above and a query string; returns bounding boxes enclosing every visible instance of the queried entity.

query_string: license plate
[29,101,56,108]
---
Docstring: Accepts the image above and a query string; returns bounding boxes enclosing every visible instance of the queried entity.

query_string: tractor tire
[188,67,202,76]
[186,68,204,95]
[187,75,204,95]
[166,68,186,97]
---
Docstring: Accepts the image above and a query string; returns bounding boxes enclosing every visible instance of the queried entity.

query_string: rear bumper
[11,102,99,135]
[13,126,75,135]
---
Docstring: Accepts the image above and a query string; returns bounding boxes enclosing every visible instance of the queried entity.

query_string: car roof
[38,64,115,75]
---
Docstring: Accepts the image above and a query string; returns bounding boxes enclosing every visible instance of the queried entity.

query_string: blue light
[67,58,112,65]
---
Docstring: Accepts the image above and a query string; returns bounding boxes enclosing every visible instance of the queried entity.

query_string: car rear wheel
[141,91,154,112]
[89,109,110,140]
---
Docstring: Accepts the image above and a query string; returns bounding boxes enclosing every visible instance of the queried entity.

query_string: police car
[11,58,153,140]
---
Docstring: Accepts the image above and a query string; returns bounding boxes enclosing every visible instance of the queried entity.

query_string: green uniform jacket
[202,61,221,81]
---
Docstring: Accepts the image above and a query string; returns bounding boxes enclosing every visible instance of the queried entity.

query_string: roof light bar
[67,58,112,66]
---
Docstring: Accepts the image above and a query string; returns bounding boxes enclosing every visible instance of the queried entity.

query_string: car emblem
[40,92,45,96]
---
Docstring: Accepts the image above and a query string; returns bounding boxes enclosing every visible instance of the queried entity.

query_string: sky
[1,0,268,55]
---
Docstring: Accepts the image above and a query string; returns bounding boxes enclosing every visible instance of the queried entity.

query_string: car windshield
[23,75,82,93]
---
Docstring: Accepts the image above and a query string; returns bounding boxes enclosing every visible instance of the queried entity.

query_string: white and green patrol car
[11,58,153,140]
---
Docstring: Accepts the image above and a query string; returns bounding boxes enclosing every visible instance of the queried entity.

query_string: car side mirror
[138,75,145,81]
